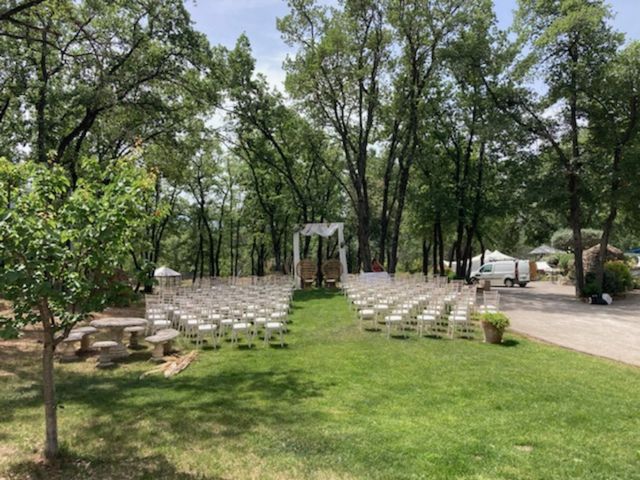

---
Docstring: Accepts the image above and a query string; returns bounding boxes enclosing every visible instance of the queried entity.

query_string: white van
[470,260,530,287]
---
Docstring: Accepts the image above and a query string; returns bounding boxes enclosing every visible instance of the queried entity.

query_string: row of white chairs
[146,284,294,348]
[344,276,499,339]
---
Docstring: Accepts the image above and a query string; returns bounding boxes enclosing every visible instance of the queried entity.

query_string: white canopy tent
[451,250,516,274]
[292,223,348,289]
[485,250,515,262]
[529,244,561,256]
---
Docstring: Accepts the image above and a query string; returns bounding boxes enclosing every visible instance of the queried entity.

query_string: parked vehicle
[470,260,530,287]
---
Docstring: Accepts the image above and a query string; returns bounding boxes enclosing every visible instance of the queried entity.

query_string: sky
[186,0,640,89]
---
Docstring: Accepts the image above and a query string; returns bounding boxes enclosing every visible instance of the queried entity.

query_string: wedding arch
[292,223,348,288]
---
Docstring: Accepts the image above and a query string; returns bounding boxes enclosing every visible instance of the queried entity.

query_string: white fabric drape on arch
[292,223,348,288]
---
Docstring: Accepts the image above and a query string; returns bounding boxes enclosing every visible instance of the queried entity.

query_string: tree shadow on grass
[4,365,332,478]
[8,451,221,480]
[0,342,42,383]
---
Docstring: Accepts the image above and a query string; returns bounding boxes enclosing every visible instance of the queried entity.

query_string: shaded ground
[500,281,640,366]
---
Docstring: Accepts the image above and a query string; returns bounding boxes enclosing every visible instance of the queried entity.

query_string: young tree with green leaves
[0,155,154,460]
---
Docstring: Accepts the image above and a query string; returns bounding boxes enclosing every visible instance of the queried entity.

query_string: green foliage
[584,261,634,296]
[558,253,575,275]
[604,261,634,294]
[551,228,603,251]
[0,319,20,340]
[480,312,510,331]
[0,155,154,334]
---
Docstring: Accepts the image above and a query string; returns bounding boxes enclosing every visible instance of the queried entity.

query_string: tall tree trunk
[199,226,204,280]
[203,217,216,277]
[258,241,266,276]
[270,225,282,273]
[356,195,372,271]
[422,238,430,276]
[437,218,445,276]
[36,28,49,165]
[568,40,585,297]
[250,238,257,276]
[460,143,485,280]
[234,220,240,276]
[316,235,324,287]
[228,215,234,277]
[39,303,58,461]
[378,125,399,266]
[478,232,486,265]
[594,148,621,292]
[432,224,439,276]
[192,216,202,282]
[388,163,411,274]
[283,218,289,274]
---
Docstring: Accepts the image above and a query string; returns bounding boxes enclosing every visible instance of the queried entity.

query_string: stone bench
[145,328,180,363]
[93,340,118,368]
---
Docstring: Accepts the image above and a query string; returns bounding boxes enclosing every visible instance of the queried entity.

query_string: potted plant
[479,312,510,344]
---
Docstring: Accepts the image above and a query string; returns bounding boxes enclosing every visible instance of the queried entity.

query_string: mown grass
[1,289,639,479]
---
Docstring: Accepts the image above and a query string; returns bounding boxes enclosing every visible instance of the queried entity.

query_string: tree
[227,35,344,273]
[587,41,640,291]
[0,155,154,460]
[0,0,46,22]
[483,0,623,295]
[380,0,470,273]
[551,228,603,251]
[0,0,220,176]
[1,0,223,291]
[279,0,389,271]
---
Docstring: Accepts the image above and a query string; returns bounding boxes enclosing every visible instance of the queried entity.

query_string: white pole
[293,230,301,289]
[338,223,348,283]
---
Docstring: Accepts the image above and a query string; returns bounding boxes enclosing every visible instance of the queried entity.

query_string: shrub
[583,261,634,296]
[582,273,601,297]
[604,261,634,294]
[445,268,455,281]
[479,312,510,331]
[545,254,560,267]
[557,253,574,277]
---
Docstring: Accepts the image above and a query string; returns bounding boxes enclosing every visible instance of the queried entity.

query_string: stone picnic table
[89,317,147,359]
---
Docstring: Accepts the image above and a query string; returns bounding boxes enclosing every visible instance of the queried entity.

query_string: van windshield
[480,264,493,273]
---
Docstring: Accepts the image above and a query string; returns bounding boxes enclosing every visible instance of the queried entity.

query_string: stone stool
[60,333,83,362]
[71,326,98,353]
[125,326,146,349]
[93,340,118,368]
[145,328,180,363]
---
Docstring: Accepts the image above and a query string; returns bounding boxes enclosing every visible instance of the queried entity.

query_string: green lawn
[1,289,639,479]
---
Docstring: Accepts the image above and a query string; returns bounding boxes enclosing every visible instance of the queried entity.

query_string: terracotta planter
[481,321,504,344]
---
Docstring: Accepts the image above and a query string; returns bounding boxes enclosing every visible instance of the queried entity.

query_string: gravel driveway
[497,281,640,366]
